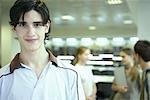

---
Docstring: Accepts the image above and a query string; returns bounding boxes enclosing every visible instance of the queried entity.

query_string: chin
[24,45,41,52]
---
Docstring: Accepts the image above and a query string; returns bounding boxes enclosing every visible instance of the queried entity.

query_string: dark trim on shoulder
[53,62,79,100]
[9,50,58,74]
[0,66,26,79]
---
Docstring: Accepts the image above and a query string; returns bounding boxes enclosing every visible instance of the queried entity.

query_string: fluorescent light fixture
[99,54,114,58]
[123,20,133,24]
[89,26,96,30]
[97,16,106,22]
[66,38,78,47]
[113,37,124,41]
[52,38,65,47]
[86,61,114,65]
[94,75,114,83]
[112,37,125,46]
[95,38,110,47]
[107,0,123,5]
[81,38,94,46]
[114,14,122,22]
[112,56,122,61]
[57,55,75,60]
[60,60,72,64]
[130,37,139,42]
[88,55,103,60]
[61,15,75,20]
[53,17,61,24]
[129,37,139,46]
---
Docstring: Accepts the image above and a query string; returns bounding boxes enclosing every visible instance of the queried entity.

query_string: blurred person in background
[72,46,97,100]
[134,40,150,100]
[112,48,141,100]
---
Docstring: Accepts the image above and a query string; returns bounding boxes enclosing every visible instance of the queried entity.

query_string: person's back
[134,40,150,100]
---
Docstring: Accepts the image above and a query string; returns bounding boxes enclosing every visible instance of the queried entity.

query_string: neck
[20,48,49,69]
[140,61,150,70]
[77,60,85,66]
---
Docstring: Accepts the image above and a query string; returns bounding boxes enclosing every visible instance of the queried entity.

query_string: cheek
[40,28,47,36]
[122,57,128,63]
[83,55,89,60]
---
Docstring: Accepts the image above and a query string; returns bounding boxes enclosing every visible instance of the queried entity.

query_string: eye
[18,22,26,27]
[33,22,43,27]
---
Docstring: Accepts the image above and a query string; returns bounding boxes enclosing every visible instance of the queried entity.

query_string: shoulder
[146,68,150,74]
[57,67,78,78]
[0,64,10,78]
[145,68,150,77]
[57,59,76,71]
[56,59,78,76]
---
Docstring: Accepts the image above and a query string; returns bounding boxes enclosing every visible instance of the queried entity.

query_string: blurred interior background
[0,0,150,99]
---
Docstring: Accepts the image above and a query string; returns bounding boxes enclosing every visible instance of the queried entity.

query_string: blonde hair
[121,48,138,81]
[72,46,89,65]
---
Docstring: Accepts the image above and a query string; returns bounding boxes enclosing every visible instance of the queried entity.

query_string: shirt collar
[10,49,58,73]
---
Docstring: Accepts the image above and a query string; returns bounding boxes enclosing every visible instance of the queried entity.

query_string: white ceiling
[1,0,137,38]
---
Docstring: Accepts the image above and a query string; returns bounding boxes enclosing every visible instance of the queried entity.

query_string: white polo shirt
[0,51,85,100]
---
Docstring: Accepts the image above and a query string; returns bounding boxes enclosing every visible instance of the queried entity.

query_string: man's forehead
[19,10,43,22]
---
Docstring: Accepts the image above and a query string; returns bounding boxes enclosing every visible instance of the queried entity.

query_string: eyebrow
[17,21,45,26]
[18,21,44,23]
[33,21,44,24]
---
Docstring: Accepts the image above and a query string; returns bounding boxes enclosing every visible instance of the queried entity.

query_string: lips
[25,38,38,43]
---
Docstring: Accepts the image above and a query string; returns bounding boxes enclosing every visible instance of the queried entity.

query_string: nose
[27,24,36,36]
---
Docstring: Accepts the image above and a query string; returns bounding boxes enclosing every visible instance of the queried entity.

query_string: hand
[118,85,128,93]
[86,95,95,100]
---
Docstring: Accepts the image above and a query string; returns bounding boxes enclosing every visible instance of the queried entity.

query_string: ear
[11,26,18,39]
[134,53,138,59]
[45,20,51,33]
[11,26,16,32]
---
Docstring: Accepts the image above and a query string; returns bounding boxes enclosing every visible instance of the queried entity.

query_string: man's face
[13,10,50,52]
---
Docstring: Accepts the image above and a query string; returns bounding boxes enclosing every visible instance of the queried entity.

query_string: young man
[134,40,150,100]
[0,0,85,100]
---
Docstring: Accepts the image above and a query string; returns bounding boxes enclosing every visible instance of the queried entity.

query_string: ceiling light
[57,56,75,60]
[66,38,78,47]
[52,38,65,47]
[95,38,110,47]
[123,20,133,24]
[61,15,75,20]
[129,37,139,46]
[81,38,94,46]
[86,61,114,65]
[89,26,96,30]
[112,37,125,46]
[99,54,114,58]
[107,0,123,5]
[97,16,106,22]
[130,37,139,42]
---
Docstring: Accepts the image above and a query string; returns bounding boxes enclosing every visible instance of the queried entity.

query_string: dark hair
[134,40,150,62]
[72,46,89,65]
[9,0,51,39]
[121,48,133,56]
